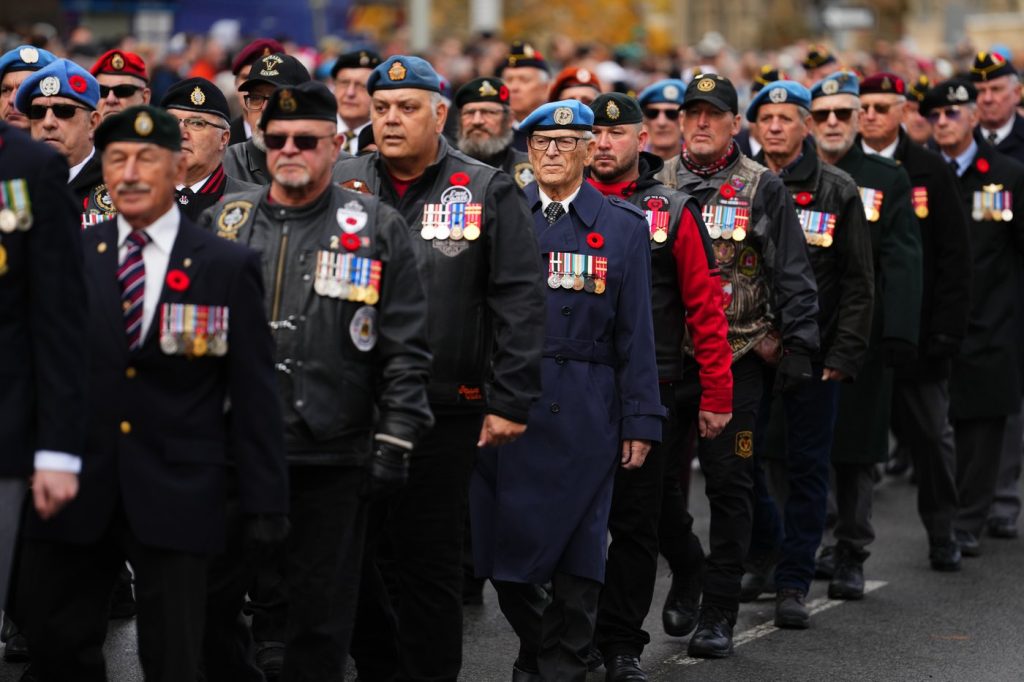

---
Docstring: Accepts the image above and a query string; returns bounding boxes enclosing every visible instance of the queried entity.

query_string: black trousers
[954,416,1007,538]
[495,573,602,682]
[281,465,368,682]
[17,506,207,682]
[892,365,959,542]
[350,413,482,682]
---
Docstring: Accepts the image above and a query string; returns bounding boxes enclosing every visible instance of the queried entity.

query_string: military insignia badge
[190,86,206,106]
[134,111,154,136]
[259,55,283,76]
[94,185,116,213]
[478,80,498,97]
[338,202,368,233]
[279,89,297,113]
[553,106,574,125]
[664,85,680,100]
[350,306,379,352]
[697,77,716,92]
[513,162,535,189]
[822,79,839,95]
[735,431,753,458]
[217,200,252,240]
[769,87,788,103]
[577,68,592,83]
[111,53,125,70]
[388,61,407,81]
[606,100,621,120]
[19,47,39,64]
[39,76,60,97]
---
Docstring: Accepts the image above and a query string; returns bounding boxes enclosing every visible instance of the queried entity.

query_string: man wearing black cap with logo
[15,104,287,682]
[499,41,552,151]
[585,92,733,675]
[744,79,874,629]
[455,76,534,189]
[161,77,259,221]
[224,53,312,185]
[204,80,433,682]
[333,50,381,156]
[858,72,972,571]
[921,78,1024,557]
[801,45,840,86]
[228,39,285,146]
[663,74,821,649]
[336,55,544,682]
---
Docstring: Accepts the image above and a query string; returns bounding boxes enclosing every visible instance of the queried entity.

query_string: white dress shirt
[862,137,899,159]
[67,147,95,184]
[117,204,181,342]
[539,184,583,216]
[981,117,1015,146]
[176,174,211,194]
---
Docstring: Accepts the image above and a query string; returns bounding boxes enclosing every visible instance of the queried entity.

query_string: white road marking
[663,580,889,666]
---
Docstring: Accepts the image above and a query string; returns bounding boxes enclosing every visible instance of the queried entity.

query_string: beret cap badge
[553,107,574,125]
[259,55,283,77]
[39,76,60,96]
[822,79,839,95]
[190,86,206,106]
[19,47,38,64]
[605,100,620,120]
[134,111,154,136]
[278,89,297,113]
[769,87,788,103]
[478,80,498,97]
[388,61,407,81]
[111,53,125,70]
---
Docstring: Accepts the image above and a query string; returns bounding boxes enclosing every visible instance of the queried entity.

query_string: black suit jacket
[68,152,104,208]
[978,114,1024,166]
[228,115,248,147]
[0,122,88,476]
[26,213,287,554]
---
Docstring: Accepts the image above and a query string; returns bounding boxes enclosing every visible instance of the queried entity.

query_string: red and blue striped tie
[118,230,150,350]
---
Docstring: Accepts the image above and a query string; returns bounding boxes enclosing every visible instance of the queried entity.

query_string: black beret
[802,45,836,70]
[95,105,181,152]
[590,92,642,126]
[907,75,930,103]
[454,77,510,108]
[260,82,338,128]
[160,77,230,122]
[357,125,375,153]
[920,78,977,116]
[499,41,549,74]
[970,51,1017,82]
[240,53,311,92]
[751,65,784,93]
[331,50,382,79]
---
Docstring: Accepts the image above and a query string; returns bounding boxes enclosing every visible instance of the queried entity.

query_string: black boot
[827,545,866,600]
[738,552,776,602]
[108,564,137,619]
[814,544,836,580]
[1,615,29,663]
[686,606,734,659]
[603,653,647,681]
[662,557,703,637]
[928,536,962,572]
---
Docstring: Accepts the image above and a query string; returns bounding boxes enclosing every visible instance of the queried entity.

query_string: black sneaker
[1,616,29,663]
[929,538,962,572]
[774,588,809,629]
[686,606,734,659]
[603,653,647,681]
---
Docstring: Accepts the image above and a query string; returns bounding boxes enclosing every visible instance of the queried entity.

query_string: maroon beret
[231,39,286,76]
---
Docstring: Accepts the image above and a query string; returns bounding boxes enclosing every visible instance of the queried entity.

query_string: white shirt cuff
[34,451,82,474]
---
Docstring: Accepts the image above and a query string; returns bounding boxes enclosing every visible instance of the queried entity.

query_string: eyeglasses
[175,117,228,132]
[335,79,368,92]
[99,84,143,99]
[810,107,856,123]
[461,107,505,119]
[643,107,681,121]
[27,103,89,120]
[926,106,964,123]
[263,133,335,150]
[244,94,271,111]
[528,135,587,152]
[861,102,897,115]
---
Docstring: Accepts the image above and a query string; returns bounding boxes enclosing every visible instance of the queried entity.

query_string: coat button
[561,306,572,316]
[550,403,560,414]
[125,367,137,379]
[555,355,566,365]
[120,421,132,434]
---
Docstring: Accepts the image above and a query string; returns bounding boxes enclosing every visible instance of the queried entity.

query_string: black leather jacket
[202,184,434,466]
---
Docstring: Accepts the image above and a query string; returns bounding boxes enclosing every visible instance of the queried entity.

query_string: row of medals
[420,223,480,241]
[707,225,747,241]
[974,207,1014,221]
[160,332,228,357]
[0,208,31,233]
[314,277,380,304]
[547,271,607,294]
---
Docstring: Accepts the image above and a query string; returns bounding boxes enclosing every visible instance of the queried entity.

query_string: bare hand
[32,470,78,520]
[620,439,652,469]
[477,414,527,447]
[821,367,848,382]
[698,411,733,439]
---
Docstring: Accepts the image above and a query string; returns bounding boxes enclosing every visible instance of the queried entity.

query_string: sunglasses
[810,108,857,123]
[861,102,897,115]
[99,84,143,99]
[643,107,681,121]
[27,103,89,120]
[263,133,334,150]
[926,106,964,123]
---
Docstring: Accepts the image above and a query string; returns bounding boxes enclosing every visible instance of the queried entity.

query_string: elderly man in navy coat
[470,99,665,682]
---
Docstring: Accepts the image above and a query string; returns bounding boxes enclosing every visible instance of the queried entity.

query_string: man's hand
[698,411,732,439]
[620,440,652,469]
[822,367,848,382]
[32,470,78,520]
[477,414,527,447]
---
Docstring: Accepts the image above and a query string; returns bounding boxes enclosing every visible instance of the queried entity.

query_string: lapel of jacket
[91,220,129,352]
[137,218,208,352]
[529,182,585,253]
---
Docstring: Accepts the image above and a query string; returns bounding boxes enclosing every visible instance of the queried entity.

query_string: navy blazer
[26,213,287,554]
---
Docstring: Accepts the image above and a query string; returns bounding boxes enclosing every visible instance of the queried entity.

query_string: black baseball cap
[683,73,738,114]
[239,53,311,92]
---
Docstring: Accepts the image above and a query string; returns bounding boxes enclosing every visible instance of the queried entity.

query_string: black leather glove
[774,349,813,395]
[925,333,960,360]
[883,339,918,368]
[368,437,412,497]
[243,514,290,552]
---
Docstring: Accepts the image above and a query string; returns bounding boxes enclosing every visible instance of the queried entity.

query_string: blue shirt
[942,140,977,177]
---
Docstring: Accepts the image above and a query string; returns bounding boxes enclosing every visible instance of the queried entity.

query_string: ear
[219,128,230,152]
[583,137,597,165]
[88,110,102,138]
[173,151,188,184]
[434,100,448,134]
[142,87,152,104]
[730,114,742,136]
[637,127,649,148]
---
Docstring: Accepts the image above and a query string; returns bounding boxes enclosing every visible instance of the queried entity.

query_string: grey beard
[458,129,514,161]
[252,128,266,152]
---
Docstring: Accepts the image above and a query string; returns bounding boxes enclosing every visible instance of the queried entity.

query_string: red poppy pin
[720,184,736,199]
[450,172,470,186]
[976,158,990,174]
[795,191,813,206]
[69,75,87,94]
[341,233,361,252]
[166,269,190,292]
[586,232,605,249]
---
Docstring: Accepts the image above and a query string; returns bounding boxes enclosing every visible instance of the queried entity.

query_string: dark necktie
[987,131,999,146]
[118,230,150,350]
[949,158,960,177]
[177,187,195,206]
[544,202,566,224]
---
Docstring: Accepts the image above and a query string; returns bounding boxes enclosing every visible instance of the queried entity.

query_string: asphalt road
[4,471,1024,681]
